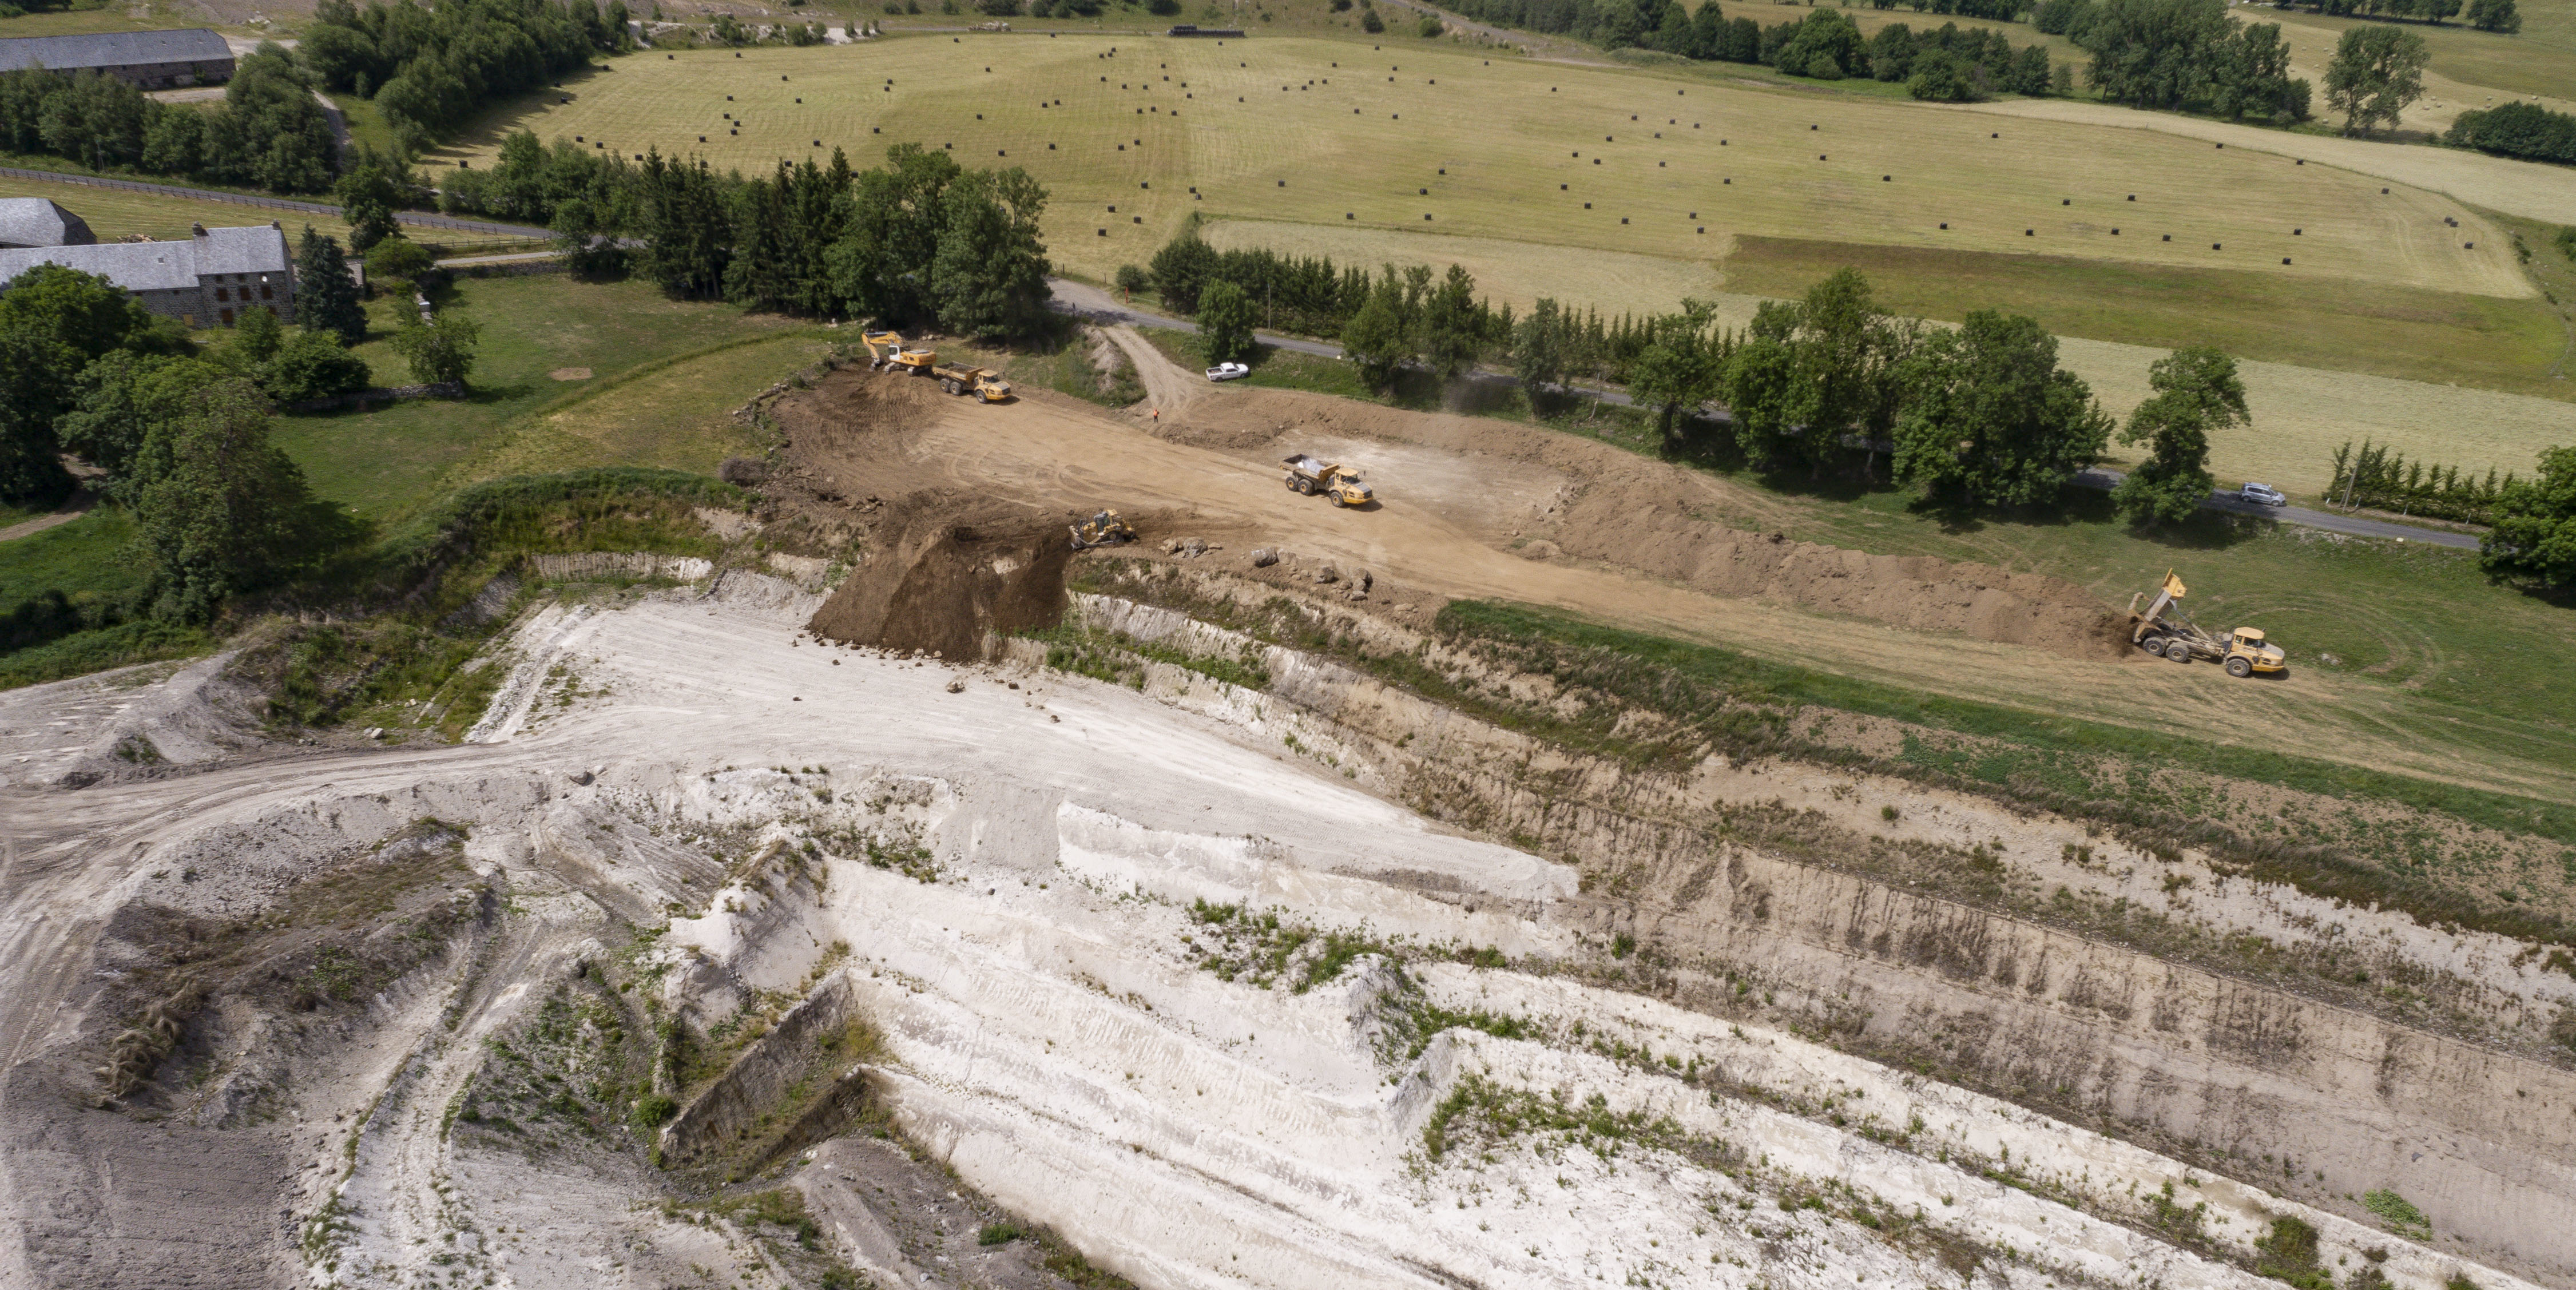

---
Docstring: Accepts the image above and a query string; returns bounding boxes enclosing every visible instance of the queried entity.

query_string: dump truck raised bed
[2129,569,2286,678]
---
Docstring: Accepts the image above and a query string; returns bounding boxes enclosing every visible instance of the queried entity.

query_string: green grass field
[273,275,813,519]
[0,507,146,615]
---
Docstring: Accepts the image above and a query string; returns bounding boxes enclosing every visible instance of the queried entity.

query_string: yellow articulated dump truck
[929,360,1011,402]
[1282,454,1374,507]
[2129,570,2286,678]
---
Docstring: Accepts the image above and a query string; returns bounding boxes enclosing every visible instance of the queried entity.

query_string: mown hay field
[441,34,2525,301]
[1199,217,1727,315]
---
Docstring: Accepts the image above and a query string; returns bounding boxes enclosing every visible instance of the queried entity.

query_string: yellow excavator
[862,330,936,377]
[862,330,1009,401]
[2129,570,2285,678]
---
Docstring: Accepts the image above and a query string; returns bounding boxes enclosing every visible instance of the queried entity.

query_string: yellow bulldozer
[1068,509,1137,551]
[2129,570,2285,678]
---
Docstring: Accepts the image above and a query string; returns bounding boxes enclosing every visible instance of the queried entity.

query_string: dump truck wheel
[2166,640,2193,662]
[2137,634,2165,654]
[943,379,960,394]
[2225,657,2253,677]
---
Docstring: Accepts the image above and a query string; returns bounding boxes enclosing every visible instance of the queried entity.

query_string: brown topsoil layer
[761,358,2128,664]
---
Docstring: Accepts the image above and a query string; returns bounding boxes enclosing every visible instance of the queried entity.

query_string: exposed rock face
[0,576,2555,1290]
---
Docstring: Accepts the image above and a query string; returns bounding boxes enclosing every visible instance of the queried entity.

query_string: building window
[260,285,273,300]
[220,308,233,325]
[214,287,229,301]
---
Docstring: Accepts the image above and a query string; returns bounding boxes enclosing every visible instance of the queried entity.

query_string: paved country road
[2070,469,2482,549]
[1047,279,2486,551]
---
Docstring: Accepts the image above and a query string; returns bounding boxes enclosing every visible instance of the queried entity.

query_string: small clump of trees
[440,138,1057,340]
[2054,0,2312,122]
[300,0,630,153]
[1422,0,2075,100]
[2446,101,2576,165]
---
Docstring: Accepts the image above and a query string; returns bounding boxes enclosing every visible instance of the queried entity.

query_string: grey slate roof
[0,223,288,293]
[192,223,291,276]
[0,197,94,248]
[0,28,234,74]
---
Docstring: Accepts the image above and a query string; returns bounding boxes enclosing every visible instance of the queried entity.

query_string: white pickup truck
[1205,362,1249,382]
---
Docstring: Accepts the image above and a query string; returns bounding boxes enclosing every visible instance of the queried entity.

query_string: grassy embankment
[1,273,833,692]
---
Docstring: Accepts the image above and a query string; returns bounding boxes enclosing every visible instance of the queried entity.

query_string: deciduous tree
[2323,26,2427,133]
[133,379,317,622]
[390,313,482,388]
[2111,346,2244,525]
[1892,310,2111,507]
[2481,446,2576,588]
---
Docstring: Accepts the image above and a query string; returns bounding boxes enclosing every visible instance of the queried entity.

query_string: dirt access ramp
[1110,338,2130,660]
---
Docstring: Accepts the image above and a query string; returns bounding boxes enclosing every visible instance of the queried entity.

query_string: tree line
[1143,234,2576,590]
[1142,233,1512,362]
[0,45,340,192]
[441,136,1055,339]
[1426,0,2074,99]
[2326,439,2517,524]
[300,0,629,153]
[2273,0,2519,30]
[1130,233,2255,526]
[2446,101,2576,165]
[2325,436,2576,590]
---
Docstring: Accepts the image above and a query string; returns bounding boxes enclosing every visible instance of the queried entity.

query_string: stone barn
[0,28,236,89]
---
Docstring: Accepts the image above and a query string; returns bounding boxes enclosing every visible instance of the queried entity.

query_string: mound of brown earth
[805,502,1073,658]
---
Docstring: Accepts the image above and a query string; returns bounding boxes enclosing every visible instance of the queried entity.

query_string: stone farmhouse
[0,216,296,327]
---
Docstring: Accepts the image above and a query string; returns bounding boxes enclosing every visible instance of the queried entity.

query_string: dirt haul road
[2,571,2552,1290]
[773,355,2556,798]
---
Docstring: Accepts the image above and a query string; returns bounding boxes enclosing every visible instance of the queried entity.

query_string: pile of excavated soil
[805,502,1073,659]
